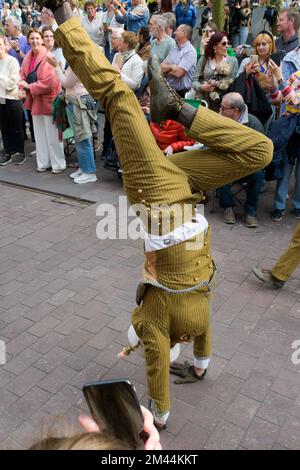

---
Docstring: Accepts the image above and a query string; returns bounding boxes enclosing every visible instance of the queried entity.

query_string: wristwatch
[16,49,20,53]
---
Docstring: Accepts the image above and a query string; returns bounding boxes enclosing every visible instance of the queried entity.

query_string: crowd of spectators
[0,0,300,228]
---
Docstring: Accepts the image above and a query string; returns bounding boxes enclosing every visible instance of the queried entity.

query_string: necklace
[258,58,268,71]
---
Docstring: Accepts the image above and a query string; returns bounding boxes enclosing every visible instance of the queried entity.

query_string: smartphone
[270,52,281,67]
[82,378,148,449]
[250,54,258,63]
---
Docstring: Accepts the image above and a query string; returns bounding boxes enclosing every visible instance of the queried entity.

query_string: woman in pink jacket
[19,29,66,173]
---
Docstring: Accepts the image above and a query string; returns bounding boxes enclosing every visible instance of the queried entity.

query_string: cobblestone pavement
[0,167,299,450]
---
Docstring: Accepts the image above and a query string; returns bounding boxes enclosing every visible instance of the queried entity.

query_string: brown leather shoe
[252,267,285,289]
[223,207,236,224]
[245,214,258,228]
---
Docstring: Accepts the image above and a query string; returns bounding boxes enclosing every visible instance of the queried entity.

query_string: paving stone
[204,420,245,450]
[58,329,94,353]
[28,316,61,338]
[23,302,56,323]
[40,384,82,415]
[30,331,65,355]
[4,348,42,375]
[38,365,78,394]
[34,346,72,373]
[7,386,52,421]
[223,394,261,429]
[257,391,294,426]
[1,304,30,324]
[240,371,273,402]
[241,417,279,450]
[87,327,120,350]
[168,423,210,450]
[47,288,76,307]
[224,352,257,380]
[1,317,34,340]
[5,367,46,397]
[276,415,300,450]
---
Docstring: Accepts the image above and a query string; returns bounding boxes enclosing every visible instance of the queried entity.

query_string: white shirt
[82,12,104,46]
[144,211,209,252]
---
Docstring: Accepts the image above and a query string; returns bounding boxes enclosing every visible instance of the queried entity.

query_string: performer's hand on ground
[170,361,207,384]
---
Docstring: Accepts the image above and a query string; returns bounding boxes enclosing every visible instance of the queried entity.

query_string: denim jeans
[67,103,96,174]
[219,170,264,216]
[232,26,249,48]
[274,159,300,210]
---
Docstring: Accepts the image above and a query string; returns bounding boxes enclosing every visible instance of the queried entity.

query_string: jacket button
[141,199,146,204]
[194,277,199,281]
[197,261,200,265]
[138,189,143,194]
[209,264,213,269]
[204,241,208,246]
[206,254,210,258]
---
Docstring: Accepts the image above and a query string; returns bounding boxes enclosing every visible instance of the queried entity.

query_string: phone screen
[82,379,146,449]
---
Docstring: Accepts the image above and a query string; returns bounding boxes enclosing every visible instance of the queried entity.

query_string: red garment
[150,119,195,153]
[20,46,61,116]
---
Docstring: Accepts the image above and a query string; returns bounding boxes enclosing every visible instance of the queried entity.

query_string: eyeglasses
[220,41,229,46]
[202,29,214,35]
[220,105,234,112]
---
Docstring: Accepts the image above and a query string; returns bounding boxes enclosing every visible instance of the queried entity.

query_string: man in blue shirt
[160,24,197,97]
[5,16,31,65]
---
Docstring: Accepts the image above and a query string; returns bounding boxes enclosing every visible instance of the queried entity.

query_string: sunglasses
[220,41,229,46]
[202,29,214,35]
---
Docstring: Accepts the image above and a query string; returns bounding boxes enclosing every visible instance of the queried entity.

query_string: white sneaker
[52,167,66,174]
[74,173,97,184]
[70,168,83,179]
[30,149,37,156]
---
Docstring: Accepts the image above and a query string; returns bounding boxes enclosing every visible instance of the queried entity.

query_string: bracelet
[277,78,283,85]
[16,49,20,53]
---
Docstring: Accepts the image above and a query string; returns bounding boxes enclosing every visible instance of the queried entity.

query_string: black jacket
[227,71,272,125]
[265,113,300,181]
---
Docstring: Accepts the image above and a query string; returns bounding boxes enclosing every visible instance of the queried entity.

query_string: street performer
[39,0,273,429]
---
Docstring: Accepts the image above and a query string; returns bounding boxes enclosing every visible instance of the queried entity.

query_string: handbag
[26,61,40,84]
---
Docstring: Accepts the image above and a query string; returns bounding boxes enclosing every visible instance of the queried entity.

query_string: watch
[16,49,20,53]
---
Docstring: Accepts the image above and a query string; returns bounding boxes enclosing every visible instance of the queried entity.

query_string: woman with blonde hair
[238,30,276,77]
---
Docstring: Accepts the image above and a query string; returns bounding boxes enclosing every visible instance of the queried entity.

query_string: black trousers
[0,99,25,155]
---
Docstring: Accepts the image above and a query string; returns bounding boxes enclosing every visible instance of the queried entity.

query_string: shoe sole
[246,222,258,228]
[74,178,97,184]
[0,159,12,166]
[14,159,26,165]
[224,220,236,224]
[52,169,66,174]
[37,168,50,172]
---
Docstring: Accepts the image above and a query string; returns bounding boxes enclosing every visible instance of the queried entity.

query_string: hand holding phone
[82,379,152,449]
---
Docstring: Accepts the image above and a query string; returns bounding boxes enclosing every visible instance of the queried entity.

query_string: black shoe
[0,154,12,166]
[148,55,183,123]
[292,208,300,220]
[12,153,26,165]
[271,209,284,222]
